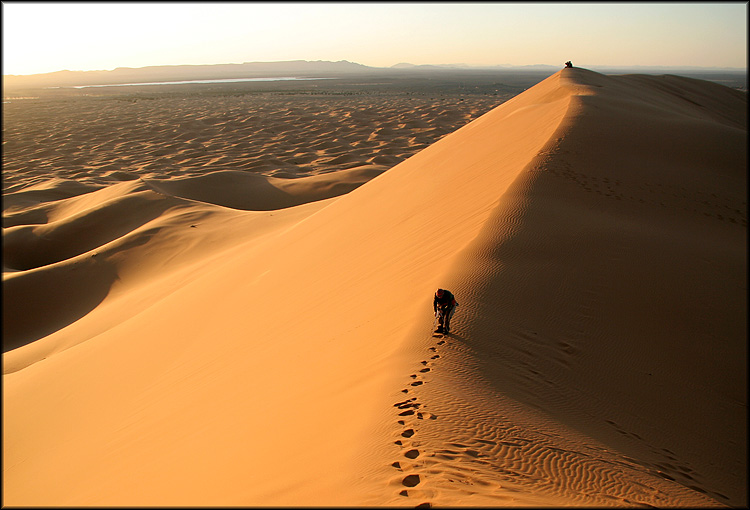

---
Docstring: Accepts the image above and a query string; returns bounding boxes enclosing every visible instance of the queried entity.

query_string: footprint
[410,381,423,386]
[402,474,421,487]
[431,355,439,360]
[398,402,421,409]
[405,449,420,459]
[402,429,415,438]
[394,398,416,407]
[420,368,430,373]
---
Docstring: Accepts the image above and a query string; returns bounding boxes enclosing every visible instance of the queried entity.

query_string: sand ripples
[386,327,724,507]
[3,93,501,190]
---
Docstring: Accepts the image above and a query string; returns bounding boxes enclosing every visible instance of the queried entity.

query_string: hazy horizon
[3,58,748,79]
[2,2,747,76]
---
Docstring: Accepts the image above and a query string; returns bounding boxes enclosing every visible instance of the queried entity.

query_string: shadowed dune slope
[3,69,746,506]
[3,187,191,271]
[2,178,104,210]
[414,68,746,506]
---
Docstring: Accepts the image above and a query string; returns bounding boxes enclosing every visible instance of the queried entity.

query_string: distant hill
[4,59,745,91]
[2,60,373,90]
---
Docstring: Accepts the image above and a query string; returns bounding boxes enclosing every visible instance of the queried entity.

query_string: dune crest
[3,68,746,506]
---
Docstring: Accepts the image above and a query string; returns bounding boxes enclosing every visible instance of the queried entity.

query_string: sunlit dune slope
[3,68,746,506]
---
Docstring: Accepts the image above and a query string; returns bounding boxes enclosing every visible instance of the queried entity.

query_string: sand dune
[2,91,500,190]
[141,166,386,211]
[3,68,746,506]
[2,168,367,353]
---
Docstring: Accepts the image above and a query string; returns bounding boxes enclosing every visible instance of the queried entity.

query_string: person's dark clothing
[434,289,458,332]
[434,290,457,312]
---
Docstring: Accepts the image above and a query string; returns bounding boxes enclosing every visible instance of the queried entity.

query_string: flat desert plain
[3,68,747,506]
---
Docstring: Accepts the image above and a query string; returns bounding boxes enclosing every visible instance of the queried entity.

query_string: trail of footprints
[389,335,447,507]
[536,142,746,227]
[386,331,721,507]
[388,334,520,506]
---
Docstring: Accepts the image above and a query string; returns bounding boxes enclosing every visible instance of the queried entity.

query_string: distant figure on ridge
[433,288,458,334]
[565,61,573,68]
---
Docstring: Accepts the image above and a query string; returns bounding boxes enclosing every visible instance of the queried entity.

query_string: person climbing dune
[433,288,458,334]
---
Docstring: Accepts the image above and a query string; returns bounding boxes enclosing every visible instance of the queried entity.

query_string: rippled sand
[3,89,503,189]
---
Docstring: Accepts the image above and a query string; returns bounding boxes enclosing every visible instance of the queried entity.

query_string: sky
[2,2,747,76]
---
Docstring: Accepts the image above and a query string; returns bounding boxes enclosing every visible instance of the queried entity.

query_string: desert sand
[3,68,746,506]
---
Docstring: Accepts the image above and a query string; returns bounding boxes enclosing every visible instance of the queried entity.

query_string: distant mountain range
[391,62,560,70]
[2,60,372,89]
[3,59,745,90]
